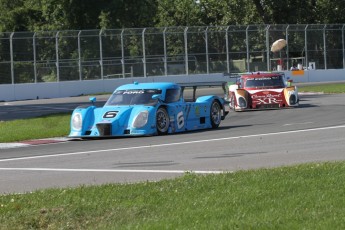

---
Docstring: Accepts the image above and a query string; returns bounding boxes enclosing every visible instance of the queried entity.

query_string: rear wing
[225,71,288,86]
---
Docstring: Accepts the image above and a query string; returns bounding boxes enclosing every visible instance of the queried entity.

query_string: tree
[0,0,159,32]
[314,0,345,23]
[2,0,345,33]
[0,0,41,32]
[155,0,345,27]
[99,0,158,29]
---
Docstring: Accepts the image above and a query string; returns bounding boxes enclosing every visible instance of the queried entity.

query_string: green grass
[0,113,70,142]
[1,161,345,229]
[298,83,345,93]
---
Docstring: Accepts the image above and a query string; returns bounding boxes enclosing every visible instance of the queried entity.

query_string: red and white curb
[0,137,69,149]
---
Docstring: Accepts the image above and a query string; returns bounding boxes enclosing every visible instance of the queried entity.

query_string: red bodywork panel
[249,89,287,109]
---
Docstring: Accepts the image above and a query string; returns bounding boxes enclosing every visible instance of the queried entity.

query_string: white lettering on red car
[251,94,282,104]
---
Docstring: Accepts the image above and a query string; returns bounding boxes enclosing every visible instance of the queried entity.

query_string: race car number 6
[177,111,184,129]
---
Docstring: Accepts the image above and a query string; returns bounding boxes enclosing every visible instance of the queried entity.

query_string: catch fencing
[1,24,345,84]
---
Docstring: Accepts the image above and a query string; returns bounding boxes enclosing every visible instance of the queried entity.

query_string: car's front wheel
[210,100,222,128]
[156,107,170,135]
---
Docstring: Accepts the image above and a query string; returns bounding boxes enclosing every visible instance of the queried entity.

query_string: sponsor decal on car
[195,106,200,116]
[177,111,185,129]
[251,94,283,104]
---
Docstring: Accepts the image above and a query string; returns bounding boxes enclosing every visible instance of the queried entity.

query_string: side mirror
[89,97,96,105]
[287,79,293,87]
[152,94,162,101]
[229,84,239,92]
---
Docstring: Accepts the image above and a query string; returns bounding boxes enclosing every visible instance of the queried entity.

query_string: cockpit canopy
[105,89,162,106]
[243,75,285,88]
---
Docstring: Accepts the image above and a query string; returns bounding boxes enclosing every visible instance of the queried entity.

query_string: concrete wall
[285,69,345,83]
[1,70,345,102]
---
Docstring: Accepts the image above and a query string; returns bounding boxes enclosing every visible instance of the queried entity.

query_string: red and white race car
[227,72,299,111]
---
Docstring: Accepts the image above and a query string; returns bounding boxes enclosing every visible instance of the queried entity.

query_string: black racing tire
[156,107,170,135]
[210,100,222,129]
[230,94,237,111]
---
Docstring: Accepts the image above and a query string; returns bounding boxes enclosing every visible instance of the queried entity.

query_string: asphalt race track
[0,90,345,194]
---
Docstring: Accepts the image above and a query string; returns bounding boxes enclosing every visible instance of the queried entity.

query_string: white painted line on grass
[0,124,344,163]
[0,168,227,174]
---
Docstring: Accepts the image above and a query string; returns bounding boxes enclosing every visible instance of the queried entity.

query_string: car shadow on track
[297,98,319,108]
[193,151,268,159]
[67,124,251,141]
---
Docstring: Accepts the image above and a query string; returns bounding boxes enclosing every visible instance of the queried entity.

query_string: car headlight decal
[133,110,149,128]
[238,97,247,108]
[289,94,297,105]
[72,112,82,131]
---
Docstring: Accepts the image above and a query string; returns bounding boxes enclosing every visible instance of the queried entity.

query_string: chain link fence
[1,24,344,84]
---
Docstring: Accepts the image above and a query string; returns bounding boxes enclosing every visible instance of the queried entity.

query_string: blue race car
[69,82,228,137]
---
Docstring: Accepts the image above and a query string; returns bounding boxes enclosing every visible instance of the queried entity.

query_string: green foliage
[40,69,57,82]
[155,0,345,27]
[1,162,345,229]
[0,0,159,32]
[155,0,203,26]
[1,0,345,33]
[0,1,345,84]
[314,0,345,24]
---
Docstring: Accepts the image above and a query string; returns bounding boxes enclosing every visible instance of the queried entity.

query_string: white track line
[0,143,30,149]
[0,168,227,174]
[0,124,344,163]
[283,122,314,126]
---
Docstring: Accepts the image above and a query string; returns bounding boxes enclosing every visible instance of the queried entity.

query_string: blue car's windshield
[105,89,162,106]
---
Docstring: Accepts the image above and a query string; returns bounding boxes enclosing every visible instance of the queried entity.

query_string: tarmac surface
[1,90,345,193]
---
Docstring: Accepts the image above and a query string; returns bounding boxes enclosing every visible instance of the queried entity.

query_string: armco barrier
[1,70,345,102]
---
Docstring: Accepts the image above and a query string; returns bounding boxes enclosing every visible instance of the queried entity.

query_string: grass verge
[298,83,345,93]
[0,113,70,142]
[1,161,345,229]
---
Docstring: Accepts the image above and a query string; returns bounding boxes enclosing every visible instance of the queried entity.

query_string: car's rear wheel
[156,107,169,135]
[210,100,222,128]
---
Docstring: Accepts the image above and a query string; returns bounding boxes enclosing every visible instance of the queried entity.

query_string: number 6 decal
[177,111,184,129]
